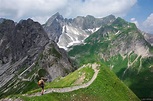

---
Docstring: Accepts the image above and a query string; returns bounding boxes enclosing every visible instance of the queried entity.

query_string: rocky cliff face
[43,13,116,50]
[43,12,64,42]
[96,17,150,58]
[0,19,48,87]
[0,18,74,98]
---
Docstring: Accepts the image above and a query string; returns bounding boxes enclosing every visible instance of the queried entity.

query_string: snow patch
[86,27,100,33]
[57,24,89,50]
[115,31,120,35]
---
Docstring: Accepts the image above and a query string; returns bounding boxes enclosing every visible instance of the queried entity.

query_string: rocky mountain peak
[19,18,35,25]
[104,14,116,20]
[43,13,64,42]
[0,18,75,97]
[0,18,48,92]
[12,19,49,61]
[112,17,129,27]
[43,14,117,50]
[45,12,64,27]
[0,18,49,69]
[0,18,5,24]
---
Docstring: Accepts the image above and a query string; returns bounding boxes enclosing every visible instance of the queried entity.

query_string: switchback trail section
[28,63,100,97]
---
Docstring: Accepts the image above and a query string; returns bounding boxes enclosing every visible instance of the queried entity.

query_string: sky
[0,0,153,34]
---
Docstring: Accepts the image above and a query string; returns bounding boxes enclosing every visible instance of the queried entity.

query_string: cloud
[62,0,137,18]
[31,16,50,24]
[130,18,139,27]
[0,0,137,24]
[143,13,153,27]
[142,13,153,33]
[130,13,153,34]
[0,0,67,22]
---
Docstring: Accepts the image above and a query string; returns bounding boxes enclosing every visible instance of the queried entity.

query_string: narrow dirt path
[28,63,100,97]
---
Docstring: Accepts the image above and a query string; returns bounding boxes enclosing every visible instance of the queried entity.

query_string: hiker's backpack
[38,80,43,86]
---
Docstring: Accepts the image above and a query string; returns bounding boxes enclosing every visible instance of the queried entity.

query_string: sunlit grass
[25,65,94,94]
[14,63,139,101]
[46,66,94,88]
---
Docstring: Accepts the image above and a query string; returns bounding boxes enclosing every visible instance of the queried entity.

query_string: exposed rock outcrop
[68,17,153,99]
[43,13,116,50]
[0,18,74,98]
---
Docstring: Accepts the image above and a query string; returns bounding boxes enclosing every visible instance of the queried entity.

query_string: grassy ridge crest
[10,63,140,101]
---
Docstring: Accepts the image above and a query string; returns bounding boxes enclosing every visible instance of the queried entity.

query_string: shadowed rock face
[0,18,74,97]
[12,19,49,62]
[0,19,15,64]
[0,19,49,64]
[0,19,49,88]
[0,19,49,87]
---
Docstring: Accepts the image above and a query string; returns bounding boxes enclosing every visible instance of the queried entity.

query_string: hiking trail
[27,63,100,97]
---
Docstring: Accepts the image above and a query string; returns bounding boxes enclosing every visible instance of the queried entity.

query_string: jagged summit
[0,18,74,98]
[104,14,116,19]
[43,12,64,42]
[0,18,48,95]
[45,12,64,27]
[43,13,116,50]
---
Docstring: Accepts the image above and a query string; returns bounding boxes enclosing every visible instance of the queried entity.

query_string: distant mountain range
[43,12,116,50]
[43,13,153,51]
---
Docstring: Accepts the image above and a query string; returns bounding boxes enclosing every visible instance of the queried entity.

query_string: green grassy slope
[15,63,139,101]
[68,17,153,99]
[70,46,153,98]
[103,54,153,98]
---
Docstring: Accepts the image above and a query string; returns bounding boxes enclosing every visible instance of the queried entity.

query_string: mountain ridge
[68,17,153,99]
[0,18,74,98]
[43,13,116,50]
[1,13,152,100]
[3,63,140,101]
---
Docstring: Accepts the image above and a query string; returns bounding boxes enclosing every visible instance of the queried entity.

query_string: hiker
[38,77,45,95]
